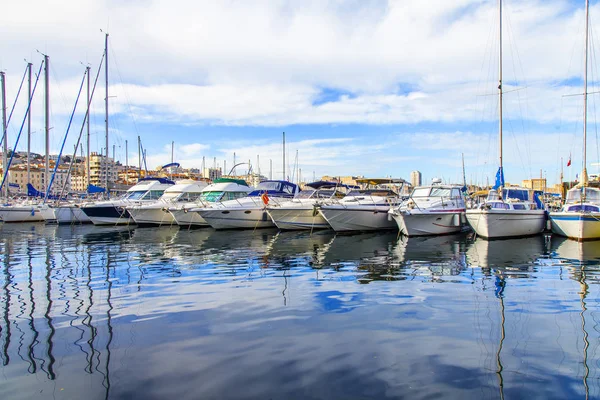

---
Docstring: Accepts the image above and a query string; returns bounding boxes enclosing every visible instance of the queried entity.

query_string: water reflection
[1,226,600,399]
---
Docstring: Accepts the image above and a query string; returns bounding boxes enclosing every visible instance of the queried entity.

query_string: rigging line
[110,45,142,140]
[0,65,28,149]
[57,52,105,201]
[44,69,87,202]
[504,1,532,177]
[0,61,44,194]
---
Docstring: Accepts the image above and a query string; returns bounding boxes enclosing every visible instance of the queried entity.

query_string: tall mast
[86,66,90,188]
[104,32,109,191]
[27,63,32,187]
[44,54,50,193]
[137,136,141,179]
[257,155,260,178]
[498,0,503,175]
[282,132,286,180]
[1,72,7,199]
[583,0,589,186]
[270,159,272,180]
[125,139,128,185]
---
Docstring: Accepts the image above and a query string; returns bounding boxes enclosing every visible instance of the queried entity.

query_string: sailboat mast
[0,72,6,199]
[583,0,589,184]
[282,132,286,180]
[27,63,32,187]
[86,65,90,188]
[104,32,109,192]
[498,0,503,174]
[44,54,50,193]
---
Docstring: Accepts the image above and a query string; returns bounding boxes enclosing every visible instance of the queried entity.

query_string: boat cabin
[248,180,299,198]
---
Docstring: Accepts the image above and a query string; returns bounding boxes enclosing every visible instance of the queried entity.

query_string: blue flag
[492,167,504,190]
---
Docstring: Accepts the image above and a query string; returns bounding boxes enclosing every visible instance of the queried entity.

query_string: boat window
[567,204,600,212]
[490,202,509,209]
[411,187,431,197]
[257,181,282,191]
[486,190,500,201]
[451,189,461,198]
[584,188,600,201]
[297,190,316,199]
[126,190,147,200]
[512,204,526,210]
[200,191,224,202]
[161,192,182,201]
[430,188,451,197]
[566,189,581,202]
[503,189,529,201]
[144,190,165,200]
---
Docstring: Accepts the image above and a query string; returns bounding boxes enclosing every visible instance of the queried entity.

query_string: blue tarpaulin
[87,184,106,194]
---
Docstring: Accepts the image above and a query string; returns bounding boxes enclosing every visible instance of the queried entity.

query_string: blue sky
[1,0,600,186]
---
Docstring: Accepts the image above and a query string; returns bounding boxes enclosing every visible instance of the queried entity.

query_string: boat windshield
[347,189,397,197]
[257,181,282,191]
[430,188,451,197]
[567,204,600,212]
[126,190,147,200]
[176,192,204,202]
[503,188,529,201]
[411,187,431,197]
[199,191,224,202]
[296,190,315,199]
[161,192,182,201]
[584,187,600,202]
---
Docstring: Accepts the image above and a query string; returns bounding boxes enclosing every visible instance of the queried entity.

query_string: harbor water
[1,223,600,399]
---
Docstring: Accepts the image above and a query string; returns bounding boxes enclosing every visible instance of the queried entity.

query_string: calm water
[0,224,599,399]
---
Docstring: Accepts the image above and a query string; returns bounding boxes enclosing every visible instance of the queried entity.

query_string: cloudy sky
[1,0,599,186]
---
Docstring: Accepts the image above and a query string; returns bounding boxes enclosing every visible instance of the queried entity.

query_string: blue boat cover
[87,184,106,194]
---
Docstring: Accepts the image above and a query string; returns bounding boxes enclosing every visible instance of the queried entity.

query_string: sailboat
[549,0,600,241]
[465,0,546,239]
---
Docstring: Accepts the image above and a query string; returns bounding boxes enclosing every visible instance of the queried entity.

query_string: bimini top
[213,177,249,186]
[306,181,359,190]
[356,178,406,186]
[248,180,299,197]
[137,177,176,185]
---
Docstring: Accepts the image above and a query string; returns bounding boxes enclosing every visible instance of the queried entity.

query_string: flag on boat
[492,167,504,190]
[567,153,571,167]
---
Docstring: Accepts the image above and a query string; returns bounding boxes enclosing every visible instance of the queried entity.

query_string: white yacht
[549,186,600,240]
[318,179,404,232]
[0,199,46,223]
[51,203,92,225]
[198,180,299,230]
[389,183,466,236]
[266,181,346,230]
[169,178,253,228]
[466,187,546,239]
[127,180,208,227]
[81,177,174,225]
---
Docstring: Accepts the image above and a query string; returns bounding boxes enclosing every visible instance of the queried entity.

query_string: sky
[1,0,599,186]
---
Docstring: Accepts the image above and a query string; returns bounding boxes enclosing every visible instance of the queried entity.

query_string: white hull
[170,208,209,227]
[465,209,546,239]
[549,211,600,241]
[129,207,175,226]
[267,207,330,230]
[319,206,396,232]
[199,208,274,230]
[0,205,45,223]
[54,206,92,224]
[392,211,464,236]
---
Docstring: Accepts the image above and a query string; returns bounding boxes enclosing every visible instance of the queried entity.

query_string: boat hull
[54,206,92,224]
[549,212,600,241]
[465,209,546,239]
[81,205,133,225]
[198,208,274,230]
[129,206,175,227]
[170,208,209,228]
[0,205,45,223]
[267,207,330,230]
[319,205,396,232]
[392,211,464,236]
